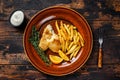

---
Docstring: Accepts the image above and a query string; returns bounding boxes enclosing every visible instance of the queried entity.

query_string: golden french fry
[60,21,66,34]
[70,45,81,59]
[61,37,65,52]
[70,51,75,59]
[66,41,70,51]
[73,35,76,44]
[73,26,77,29]
[73,30,78,44]
[76,30,78,37]
[60,30,66,40]
[73,49,80,57]
[58,29,62,40]
[76,34,80,43]
[73,50,79,57]
[58,50,69,61]
[66,35,70,41]
[59,34,62,43]
[64,24,71,36]
[55,21,59,33]
[64,40,69,52]
[72,30,76,43]
[68,41,74,50]
[70,25,73,40]
[73,46,81,57]
[66,44,77,55]
[64,24,71,40]
[73,29,76,35]
[78,32,84,46]
[78,32,84,42]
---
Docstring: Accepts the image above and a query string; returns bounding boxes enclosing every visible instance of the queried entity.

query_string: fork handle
[98,48,102,68]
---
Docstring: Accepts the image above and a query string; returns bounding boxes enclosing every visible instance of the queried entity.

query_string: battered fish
[39,24,60,53]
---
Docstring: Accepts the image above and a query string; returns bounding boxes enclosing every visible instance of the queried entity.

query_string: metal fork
[98,28,103,68]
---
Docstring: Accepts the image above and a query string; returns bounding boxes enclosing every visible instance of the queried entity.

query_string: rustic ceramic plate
[23,6,93,76]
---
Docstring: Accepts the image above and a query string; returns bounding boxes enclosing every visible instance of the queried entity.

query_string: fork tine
[99,28,103,40]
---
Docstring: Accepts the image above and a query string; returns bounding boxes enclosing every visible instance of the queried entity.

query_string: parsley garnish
[29,26,51,65]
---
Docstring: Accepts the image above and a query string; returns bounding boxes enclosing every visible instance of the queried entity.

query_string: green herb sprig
[29,26,50,65]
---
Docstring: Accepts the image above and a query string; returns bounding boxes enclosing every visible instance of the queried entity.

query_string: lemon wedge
[49,54,63,64]
[58,50,69,61]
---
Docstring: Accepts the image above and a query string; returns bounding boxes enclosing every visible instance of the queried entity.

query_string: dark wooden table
[0,0,120,80]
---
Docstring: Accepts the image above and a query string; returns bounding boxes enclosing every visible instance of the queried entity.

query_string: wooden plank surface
[0,0,120,79]
[0,0,120,21]
[0,65,120,80]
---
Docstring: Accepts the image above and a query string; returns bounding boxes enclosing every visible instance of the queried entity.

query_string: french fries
[55,20,85,61]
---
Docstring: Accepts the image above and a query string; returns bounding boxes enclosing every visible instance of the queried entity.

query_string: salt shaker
[9,10,28,28]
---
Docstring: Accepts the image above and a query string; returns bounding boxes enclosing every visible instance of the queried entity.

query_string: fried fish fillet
[39,24,60,53]
[39,24,52,51]
[39,37,49,51]
[48,34,60,53]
